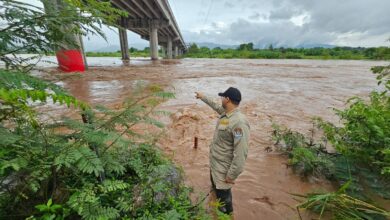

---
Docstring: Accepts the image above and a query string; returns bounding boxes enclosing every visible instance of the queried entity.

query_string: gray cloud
[70,0,390,49]
[248,12,260,20]
[294,0,390,34]
[269,8,302,20]
[184,19,333,47]
[182,0,390,47]
[223,1,233,8]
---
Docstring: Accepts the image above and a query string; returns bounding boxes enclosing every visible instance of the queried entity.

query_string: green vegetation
[295,182,389,220]
[0,69,212,219]
[0,0,126,70]
[184,43,390,60]
[86,47,151,58]
[272,65,390,219]
[0,1,213,219]
[272,123,333,178]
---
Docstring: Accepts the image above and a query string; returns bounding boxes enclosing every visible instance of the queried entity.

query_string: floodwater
[36,57,389,219]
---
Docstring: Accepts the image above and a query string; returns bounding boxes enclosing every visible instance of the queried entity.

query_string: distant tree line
[34,43,390,60]
[185,42,390,60]
[85,47,151,57]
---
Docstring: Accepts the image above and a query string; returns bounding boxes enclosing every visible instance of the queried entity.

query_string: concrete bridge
[43,0,185,72]
[111,0,186,60]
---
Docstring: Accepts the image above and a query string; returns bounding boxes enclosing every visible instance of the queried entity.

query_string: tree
[238,43,245,50]
[143,47,150,52]
[238,42,254,51]
[188,43,199,53]
[130,47,138,53]
[247,42,254,50]
[0,0,127,71]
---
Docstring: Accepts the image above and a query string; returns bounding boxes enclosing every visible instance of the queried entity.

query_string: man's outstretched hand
[195,92,204,99]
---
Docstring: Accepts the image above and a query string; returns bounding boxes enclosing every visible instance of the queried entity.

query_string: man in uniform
[195,87,250,215]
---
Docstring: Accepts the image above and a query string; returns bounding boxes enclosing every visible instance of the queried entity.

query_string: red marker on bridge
[56,49,85,72]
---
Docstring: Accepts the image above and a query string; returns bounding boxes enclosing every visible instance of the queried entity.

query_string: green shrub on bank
[0,70,209,219]
[272,65,390,219]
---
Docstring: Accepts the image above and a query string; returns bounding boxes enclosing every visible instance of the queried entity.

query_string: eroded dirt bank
[39,58,388,219]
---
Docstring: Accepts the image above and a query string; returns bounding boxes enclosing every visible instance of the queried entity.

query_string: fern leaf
[75,147,104,177]
[99,180,129,193]
[100,153,125,175]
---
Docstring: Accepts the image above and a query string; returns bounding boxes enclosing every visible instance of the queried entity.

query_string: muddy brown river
[37,58,389,219]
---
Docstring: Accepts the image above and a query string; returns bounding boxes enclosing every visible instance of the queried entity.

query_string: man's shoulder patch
[233,127,243,139]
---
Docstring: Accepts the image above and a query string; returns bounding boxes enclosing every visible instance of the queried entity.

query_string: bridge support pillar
[149,25,158,60]
[161,46,166,58]
[119,26,129,61]
[167,36,173,59]
[174,45,178,58]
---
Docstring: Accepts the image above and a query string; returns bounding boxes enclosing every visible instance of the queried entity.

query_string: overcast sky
[85,0,390,50]
[173,0,390,47]
[23,0,390,50]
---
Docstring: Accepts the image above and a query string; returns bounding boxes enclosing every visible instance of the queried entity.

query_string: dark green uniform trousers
[211,173,233,214]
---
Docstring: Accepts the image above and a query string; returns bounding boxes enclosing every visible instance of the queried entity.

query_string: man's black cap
[218,87,241,103]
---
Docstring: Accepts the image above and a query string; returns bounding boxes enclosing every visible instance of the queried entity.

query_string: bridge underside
[111,0,186,60]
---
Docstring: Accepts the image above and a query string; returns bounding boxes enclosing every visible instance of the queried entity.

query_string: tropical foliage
[0,67,215,219]
[0,0,212,219]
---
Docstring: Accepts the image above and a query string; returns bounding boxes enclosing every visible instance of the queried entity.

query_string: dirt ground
[38,58,389,220]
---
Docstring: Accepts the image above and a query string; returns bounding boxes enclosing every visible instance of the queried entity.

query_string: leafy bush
[272,124,334,179]
[1,1,210,219]
[288,147,334,178]
[318,65,390,177]
[0,70,210,219]
[273,65,390,218]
